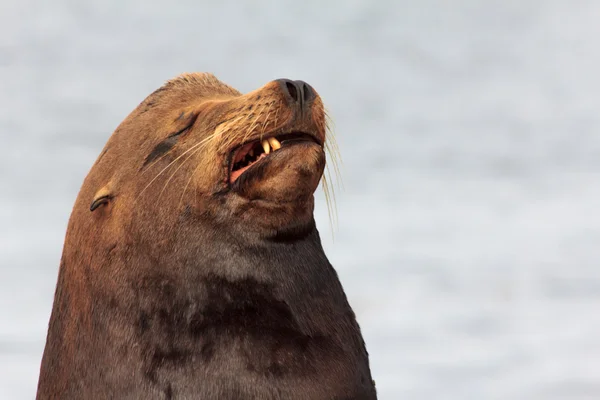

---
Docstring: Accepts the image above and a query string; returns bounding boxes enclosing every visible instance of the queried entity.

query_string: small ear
[90,185,113,212]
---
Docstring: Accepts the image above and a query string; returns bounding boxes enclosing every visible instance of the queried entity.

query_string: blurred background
[2,0,600,399]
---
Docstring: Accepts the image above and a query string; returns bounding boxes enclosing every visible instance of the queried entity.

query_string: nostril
[301,82,315,103]
[285,81,299,102]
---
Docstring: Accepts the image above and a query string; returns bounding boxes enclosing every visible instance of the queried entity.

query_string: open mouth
[229,132,318,183]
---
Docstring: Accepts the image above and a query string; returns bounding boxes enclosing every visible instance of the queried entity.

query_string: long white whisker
[135,134,215,204]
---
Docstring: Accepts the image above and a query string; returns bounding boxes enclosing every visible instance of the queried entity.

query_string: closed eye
[142,113,198,169]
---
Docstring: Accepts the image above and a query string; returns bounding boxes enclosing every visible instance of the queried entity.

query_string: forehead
[150,73,242,103]
[129,73,242,122]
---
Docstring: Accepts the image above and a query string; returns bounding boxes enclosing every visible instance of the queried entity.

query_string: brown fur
[37,73,376,399]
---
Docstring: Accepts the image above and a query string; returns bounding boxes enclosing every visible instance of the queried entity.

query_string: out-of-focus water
[2,1,600,398]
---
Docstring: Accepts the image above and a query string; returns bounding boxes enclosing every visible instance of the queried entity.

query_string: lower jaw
[228,133,320,185]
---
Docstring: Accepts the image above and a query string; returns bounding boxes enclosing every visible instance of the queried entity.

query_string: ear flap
[90,184,113,212]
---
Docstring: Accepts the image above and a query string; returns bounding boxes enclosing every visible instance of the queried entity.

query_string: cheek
[188,156,226,192]
[161,140,225,190]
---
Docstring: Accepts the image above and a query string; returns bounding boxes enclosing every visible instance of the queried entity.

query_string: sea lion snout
[224,79,326,209]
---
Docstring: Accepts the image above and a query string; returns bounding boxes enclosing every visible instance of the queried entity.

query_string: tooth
[249,148,254,157]
[268,137,281,151]
[262,139,270,154]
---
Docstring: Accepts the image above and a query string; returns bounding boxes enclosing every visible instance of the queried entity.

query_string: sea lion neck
[161,214,326,283]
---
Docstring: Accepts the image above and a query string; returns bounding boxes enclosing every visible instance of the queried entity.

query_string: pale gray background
[2,1,600,399]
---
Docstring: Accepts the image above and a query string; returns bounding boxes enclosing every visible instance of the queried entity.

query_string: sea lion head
[81,73,329,241]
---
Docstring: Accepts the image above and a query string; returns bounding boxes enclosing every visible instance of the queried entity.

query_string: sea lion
[36,73,376,399]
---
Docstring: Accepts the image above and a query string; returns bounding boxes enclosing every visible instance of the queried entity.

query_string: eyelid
[90,195,111,211]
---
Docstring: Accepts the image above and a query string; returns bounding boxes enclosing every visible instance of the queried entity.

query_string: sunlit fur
[132,73,339,229]
[36,73,376,400]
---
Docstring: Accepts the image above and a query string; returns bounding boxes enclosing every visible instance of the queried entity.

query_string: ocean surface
[2,1,600,399]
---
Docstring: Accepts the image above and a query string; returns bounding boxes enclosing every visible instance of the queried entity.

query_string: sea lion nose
[276,79,316,110]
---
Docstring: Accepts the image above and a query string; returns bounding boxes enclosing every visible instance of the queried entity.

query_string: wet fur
[37,73,376,399]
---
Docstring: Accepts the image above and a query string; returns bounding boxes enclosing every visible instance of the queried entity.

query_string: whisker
[260,101,274,136]
[321,173,337,239]
[244,102,267,144]
[325,140,343,189]
[179,154,204,209]
[135,133,215,204]
[271,102,280,137]
[157,138,212,200]
[320,108,342,237]
[140,150,173,176]
[217,115,246,150]
[179,124,230,208]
